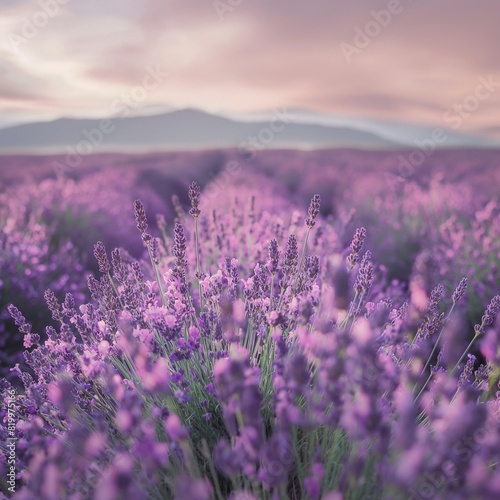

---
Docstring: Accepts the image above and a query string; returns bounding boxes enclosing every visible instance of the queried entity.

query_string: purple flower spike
[150,237,160,266]
[428,284,444,309]
[93,241,110,274]
[44,289,63,322]
[354,251,374,294]
[173,220,187,282]
[346,227,366,270]
[306,194,321,228]
[133,199,148,233]
[164,414,189,442]
[189,181,201,218]
[174,475,212,500]
[268,239,280,275]
[8,304,30,332]
[458,353,476,388]
[304,462,325,499]
[475,295,500,335]
[63,293,76,317]
[283,234,298,277]
[452,278,468,304]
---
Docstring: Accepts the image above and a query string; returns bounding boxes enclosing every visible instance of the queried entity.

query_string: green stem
[270,273,275,309]
[340,291,359,329]
[451,334,480,376]
[417,329,481,403]
[194,216,204,310]
[413,303,456,392]
[414,371,433,403]
[294,226,311,288]
[147,243,167,307]
[353,290,366,317]
[107,271,124,309]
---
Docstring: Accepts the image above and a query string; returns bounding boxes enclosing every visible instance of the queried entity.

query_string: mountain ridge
[0,108,497,153]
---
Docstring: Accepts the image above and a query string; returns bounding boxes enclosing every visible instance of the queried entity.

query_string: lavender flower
[346,227,366,270]
[133,199,152,244]
[8,304,40,348]
[428,283,444,309]
[354,251,374,294]
[305,255,320,282]
[87,274,102,301]
[474,363,491,390]
[131,261,145,291]
[224,255,240,285]
[44,289,63,322]
[8,304,31,333]
[452,277,468,303]
[133,199,148,232]
[458,353,476,388]
[283,234,298,277]
[475,295,500,335]
[172,220,187,281]
[305,194,321,228]
[174,476,212,500]
[268,238,280,275]
[150,237,160,266]
[62,292,77,318]
[111,248,126,284]
[188,181,201,218]
[164,414,189,441]
[94,241,110,274]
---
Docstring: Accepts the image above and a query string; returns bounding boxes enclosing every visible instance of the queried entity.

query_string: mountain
[219,108,500,148]
[0,108,497,154]
[0,108,397,153]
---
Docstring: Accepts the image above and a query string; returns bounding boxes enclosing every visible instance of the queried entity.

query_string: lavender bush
[1,180,500,500]
[0,170,169,379]
[359,177,500,327]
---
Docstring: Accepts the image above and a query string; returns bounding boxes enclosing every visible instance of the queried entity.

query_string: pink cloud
[0,0,499,136]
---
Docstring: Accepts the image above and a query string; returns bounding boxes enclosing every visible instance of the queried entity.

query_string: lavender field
[0,148,499,499]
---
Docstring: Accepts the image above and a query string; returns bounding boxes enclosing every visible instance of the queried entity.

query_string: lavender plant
[1,182,500,500]
[0,170,170,379]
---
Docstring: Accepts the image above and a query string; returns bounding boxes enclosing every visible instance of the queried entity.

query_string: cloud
[0,0,498,137]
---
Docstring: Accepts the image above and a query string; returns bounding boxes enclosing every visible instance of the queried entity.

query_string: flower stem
[451,334,479,376]
[194,216,204,310]
[294,226,311,287]
[413,303,456,393]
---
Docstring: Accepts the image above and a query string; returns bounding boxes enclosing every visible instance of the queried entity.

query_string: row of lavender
[2,153,499,374]
[0,167,171,374]
[1,170,500,499]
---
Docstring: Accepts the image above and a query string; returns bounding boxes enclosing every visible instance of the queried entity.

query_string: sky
[1,0,499,139]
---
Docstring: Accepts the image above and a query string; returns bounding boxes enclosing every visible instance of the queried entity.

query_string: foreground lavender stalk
[451,294,500,375]
[294,194,320,290]
[189,181,204,310]
[414,279,467,400]
[134,199,167,306]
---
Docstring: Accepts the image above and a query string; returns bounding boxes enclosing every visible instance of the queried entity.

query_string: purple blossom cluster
[1,179,500,500]
[362,178,500,327]
[0,169,170,379]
